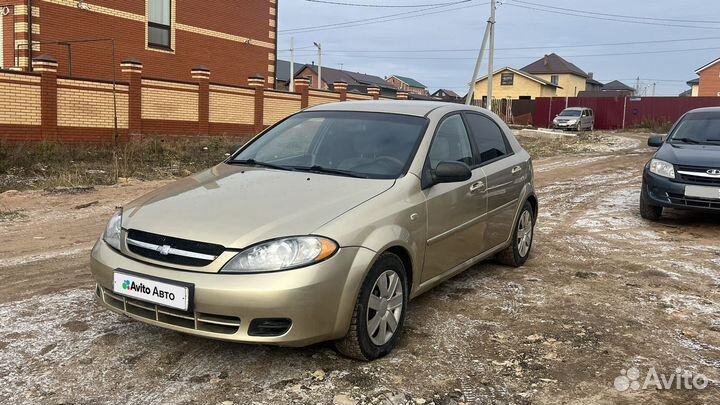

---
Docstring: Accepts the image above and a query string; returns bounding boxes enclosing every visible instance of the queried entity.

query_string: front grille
[668,192,720,210]
[97,286,241,335]
[126,229,225,267]
[676,165,720,186]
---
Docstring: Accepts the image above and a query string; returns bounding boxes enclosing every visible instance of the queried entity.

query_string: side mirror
[647,135,664,147]
[433,161,472,184]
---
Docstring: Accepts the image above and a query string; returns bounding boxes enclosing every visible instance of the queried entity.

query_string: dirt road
[1,133,719,405]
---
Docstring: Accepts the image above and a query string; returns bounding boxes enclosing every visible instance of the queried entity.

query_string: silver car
[553,107,594,131]
[90,101,537,360]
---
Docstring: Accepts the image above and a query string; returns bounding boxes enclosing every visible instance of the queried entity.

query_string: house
[521,53,588,97]
[0,0,278,87]
[473,66,560,102]
[694,57,720,96]
[275,60,307,91]
[685,78,700,97]
[295,63,397,97]
[585,73,603,92]
[602,80,636,93]
[431,89,462,102]
[386,75,428,96]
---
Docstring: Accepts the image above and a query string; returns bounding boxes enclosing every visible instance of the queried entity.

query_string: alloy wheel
[517,210,533,258]
[366,270,404,346]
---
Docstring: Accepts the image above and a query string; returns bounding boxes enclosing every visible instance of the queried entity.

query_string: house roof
[299,64,396,89]
[687,77,700,86]
[586,77,603,86]
[679,89,692,97]
[521,53,587,78]
[390,75,427,89]
[276,60,307,84]
[602,80,635,91]
[695,56,720,74]
[432,88,460,98]
[475,66,562,88]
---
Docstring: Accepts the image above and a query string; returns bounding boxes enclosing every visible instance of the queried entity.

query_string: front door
[422,114,488,283]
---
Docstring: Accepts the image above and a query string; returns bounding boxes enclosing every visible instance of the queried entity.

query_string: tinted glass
[559,109,581,117]
[428,115,473,169]
[148,26,170,47]
[465,113,509,163]
[234,111,427,179]
[669,112,720,144]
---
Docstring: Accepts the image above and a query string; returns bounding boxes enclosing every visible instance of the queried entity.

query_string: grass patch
[0,136,249,193]
[0,208,27,222]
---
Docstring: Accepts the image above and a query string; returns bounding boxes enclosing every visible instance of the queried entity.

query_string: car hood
[122,164,395,248]
[656,143,720,167]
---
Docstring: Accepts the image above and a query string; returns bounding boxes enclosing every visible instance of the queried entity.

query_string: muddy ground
[0,132,719,405]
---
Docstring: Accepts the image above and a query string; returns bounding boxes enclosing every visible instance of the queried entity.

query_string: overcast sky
[277,0,720,96]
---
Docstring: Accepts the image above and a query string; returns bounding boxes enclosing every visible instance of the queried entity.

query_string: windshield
[668,112,720,145]
[231,111,428,179]
[559,109,582,117]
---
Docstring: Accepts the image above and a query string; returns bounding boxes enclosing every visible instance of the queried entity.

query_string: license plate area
[113,270,194,311]
[685,185,720,200]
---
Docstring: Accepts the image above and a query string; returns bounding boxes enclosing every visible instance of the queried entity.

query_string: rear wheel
[640,189,663,220]
[335,253,408,361]
[496,201,534,267]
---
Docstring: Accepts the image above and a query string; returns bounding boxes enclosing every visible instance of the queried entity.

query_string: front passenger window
[428,115,473,170]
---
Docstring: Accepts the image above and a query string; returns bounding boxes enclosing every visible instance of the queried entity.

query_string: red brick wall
[698,63,720,97]
[20,0,276,88]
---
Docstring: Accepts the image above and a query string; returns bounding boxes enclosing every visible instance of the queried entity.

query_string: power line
[505,2,720,30]
[304,0,471,7]
[279,46,720,60]
[278,36,720,54]
[513,0,720,24]
[280,1,486,34]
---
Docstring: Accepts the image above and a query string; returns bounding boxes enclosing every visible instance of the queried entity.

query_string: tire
[589,123,594,132]
[335,253,408,361]
[496,201,535,267]
[640,189,663,220]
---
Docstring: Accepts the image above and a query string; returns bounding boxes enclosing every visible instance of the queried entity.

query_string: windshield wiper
[671,137,701,144]
[228,158,294,171]
[292,165,368,178]
[705,138,720,143]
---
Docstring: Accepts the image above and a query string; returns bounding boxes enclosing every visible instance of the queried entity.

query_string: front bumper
[642,170,720,211]
[552,121,577,129]
[90,239,376,346]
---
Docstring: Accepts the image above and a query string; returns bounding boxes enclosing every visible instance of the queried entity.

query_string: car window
[234,111,428,179]
[559,109,581,117]
[465,113,509,164]
[428,114,473,170]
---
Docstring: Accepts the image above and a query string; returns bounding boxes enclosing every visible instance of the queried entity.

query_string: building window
[148,0,171,49]
[550,75,559,85]
[500,73,514,86]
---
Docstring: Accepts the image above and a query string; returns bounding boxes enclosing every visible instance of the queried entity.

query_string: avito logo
[125,280,152,295]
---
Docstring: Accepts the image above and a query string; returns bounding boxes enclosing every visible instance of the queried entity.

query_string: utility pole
[635,76,640,94]
[465,12,493,104]
[313,41,322,90]
[652,82,656,96]
[486,0,496,111]
[290,37,295,92]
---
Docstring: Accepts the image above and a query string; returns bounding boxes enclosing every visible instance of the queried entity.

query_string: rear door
[422,114,488,283]
[464,112,525,250]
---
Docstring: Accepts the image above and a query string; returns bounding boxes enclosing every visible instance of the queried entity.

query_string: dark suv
[640,107,720,220]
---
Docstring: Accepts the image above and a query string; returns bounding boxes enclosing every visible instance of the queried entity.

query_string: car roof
[305,100,466,117]
[687,106,720,114]
[563,107,589,110]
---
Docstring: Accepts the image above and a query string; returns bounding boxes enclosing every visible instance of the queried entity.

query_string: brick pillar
[295,77,310,108]
[33,55,58,139]
[397,91,409,100]
[192,65,211,136]
[121,58,143,138]
[368,86,380,100]
[248,75,265,134]
[334,81,348,101]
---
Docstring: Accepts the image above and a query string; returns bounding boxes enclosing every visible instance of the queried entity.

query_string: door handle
[469,181,485,192]
[511,165,522,174]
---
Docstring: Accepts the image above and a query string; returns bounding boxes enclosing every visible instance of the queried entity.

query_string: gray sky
[277,0,720,96]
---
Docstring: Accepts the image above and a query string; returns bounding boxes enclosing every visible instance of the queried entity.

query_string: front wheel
[640,189,663,220]
[496,201,535,267]
[335,253,408,361]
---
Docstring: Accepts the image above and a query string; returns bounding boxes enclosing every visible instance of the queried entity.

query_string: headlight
[649,158,675,179]
[567,119,578,124]
[103,208,123,250]
[221,236,338,273]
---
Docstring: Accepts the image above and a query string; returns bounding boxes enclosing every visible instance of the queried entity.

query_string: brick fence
[0,55,407,142]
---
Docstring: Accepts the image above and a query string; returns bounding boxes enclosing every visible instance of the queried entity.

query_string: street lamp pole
[313,41,322,89]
